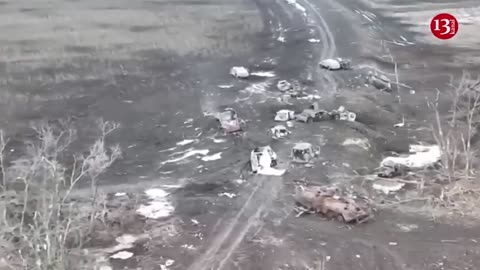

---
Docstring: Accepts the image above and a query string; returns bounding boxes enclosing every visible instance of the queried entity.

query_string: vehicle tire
[306,117,313,123]
[271,159,278,167]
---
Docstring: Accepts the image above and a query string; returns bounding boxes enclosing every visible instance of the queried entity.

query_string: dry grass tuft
[0,118,121,270]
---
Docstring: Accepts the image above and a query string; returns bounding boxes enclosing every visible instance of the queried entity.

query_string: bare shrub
[430,72,480,183]
[0,119,121,270]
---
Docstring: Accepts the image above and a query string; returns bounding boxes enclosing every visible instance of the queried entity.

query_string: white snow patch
[308,39,321,43]
[372,180,405,195]
[218,192,236,198]
[212,137,227,143]
[218,84,233,89]
[251,71,276,77]
[184,118,194,124]
[110,251,133,260]
[136,188,174,219]
[160,149,209,165]
[114,192,127,197]
[182,244,196,250]
[286,0,306,15]
[201,152,222,161]
[277,35,286,42]
[176,139,195,146]
[381,145,441,169]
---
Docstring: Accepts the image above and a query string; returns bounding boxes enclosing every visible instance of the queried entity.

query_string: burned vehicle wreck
[215,108,244,133]
[291,142,320,163]
[294,185,373,224]
[250,146,278,173]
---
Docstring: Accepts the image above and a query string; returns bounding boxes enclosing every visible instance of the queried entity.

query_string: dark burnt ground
[1,0,480,269]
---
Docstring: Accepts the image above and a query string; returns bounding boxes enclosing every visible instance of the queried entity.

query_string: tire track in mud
[299,0,338,92]
[186,176,282,270]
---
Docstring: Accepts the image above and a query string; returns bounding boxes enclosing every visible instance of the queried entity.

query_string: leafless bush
[430,72,480,182]
[0,119,121,270]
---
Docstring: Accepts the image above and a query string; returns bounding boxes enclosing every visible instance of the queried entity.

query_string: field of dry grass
[0,0,262,132]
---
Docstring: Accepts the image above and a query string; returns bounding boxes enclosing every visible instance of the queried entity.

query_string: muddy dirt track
[1,0,480,269]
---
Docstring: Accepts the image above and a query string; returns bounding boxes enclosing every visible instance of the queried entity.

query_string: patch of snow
[160,149,209,165]
[184,118,194,124]
[372,180,405,195]
[166,259,174,266]
[381,145,441,169]
[114,192,127,197]
[176,139,195,146]
[297,94,321,100]
[122,100,133,103]
[286,0,306,15]
[308,39,321,43]
[212,137,227,143]
[158,146,177,153]
[251,71,276,77]
[145,188,168,199]
[110,251,133,260]
[218,84,233,89]
[191,219,199,225]
[277,35,286,42]
[218,192,236,198]
[235,179,246,184]
[201,152,222,161]
[136,188,174,219]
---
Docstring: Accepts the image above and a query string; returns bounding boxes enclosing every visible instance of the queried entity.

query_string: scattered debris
[330,106,356,122]
[215,108,243,133]
[110,251,134,260]
[115,192,127,197]
[291,142,320,163]
[380,144,441,172]
[372,179,405,194]
[308,38,321,43]
[397,223,418,232]
[319,58,351,70]
[250,146,285,176]
[286,121,294,128]
[230,66,249,78]
[277,80,293,92]
[271,125,292,139]
[275,109,296,122]
[294,185,373,224]
[201,152,222,161]
[367,72,392,92]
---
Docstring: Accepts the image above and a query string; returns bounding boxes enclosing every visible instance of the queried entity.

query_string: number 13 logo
[430,13,458,40]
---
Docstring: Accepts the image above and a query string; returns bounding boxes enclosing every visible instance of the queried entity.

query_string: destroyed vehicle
[367,72,392,92]
[215,108,242,133]
[329,106,356,122]
[230,66,249,78]
[291,142,320,163]
[275,110,296,122]
[277,80,292,92]
[295,102,330,123]
[270,125,291,139]
[294,185,372,224]
[319,58,351,70]
[250,146,278,173]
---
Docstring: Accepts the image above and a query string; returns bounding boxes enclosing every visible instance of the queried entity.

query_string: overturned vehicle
[294,185,373,224]
[291,142,320,163]
[215,108,244,133]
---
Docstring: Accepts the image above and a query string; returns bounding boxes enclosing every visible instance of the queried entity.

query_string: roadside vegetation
[0,119,121,269]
